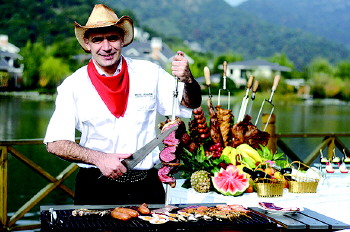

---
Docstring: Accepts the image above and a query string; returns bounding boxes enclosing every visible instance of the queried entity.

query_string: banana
[236,143,262,163]
[236,164,245,174]
[221,146,233,157]
[228,147,239,166]
[240,152,257,169]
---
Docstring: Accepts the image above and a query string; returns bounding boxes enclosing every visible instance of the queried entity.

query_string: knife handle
[204,66,211,86]
[252,80,259,93]
[223,61,227,77]
[272,75,280,92]
[247,75,254,89]
[121,159,131,170]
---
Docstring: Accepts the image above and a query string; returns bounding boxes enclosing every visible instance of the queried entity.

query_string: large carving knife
[122,125,178,170]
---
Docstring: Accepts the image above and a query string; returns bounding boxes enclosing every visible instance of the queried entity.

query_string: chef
[44,4,201,205]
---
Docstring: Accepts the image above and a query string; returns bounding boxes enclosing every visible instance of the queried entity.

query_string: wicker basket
[284,161,320,193]
[254,178,284,198]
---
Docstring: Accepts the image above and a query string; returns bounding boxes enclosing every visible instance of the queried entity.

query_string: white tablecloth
[167,172,350,225]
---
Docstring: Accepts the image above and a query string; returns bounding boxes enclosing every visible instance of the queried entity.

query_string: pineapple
[190,170,212,193]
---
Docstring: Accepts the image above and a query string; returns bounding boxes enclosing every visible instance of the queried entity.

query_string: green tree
[341,79,350,100]
[20,41,45,89]
[335,61,350,80]
[268,53,295,69]
[308,58,335,98]
[308,57,334,76]
[324,77,343,98]
[39,56,70,90]
[268,53,295,79]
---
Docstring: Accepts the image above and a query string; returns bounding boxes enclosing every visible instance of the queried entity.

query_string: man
[44,4,201,205]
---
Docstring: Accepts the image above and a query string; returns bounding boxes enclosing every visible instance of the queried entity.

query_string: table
[167,172,350,227]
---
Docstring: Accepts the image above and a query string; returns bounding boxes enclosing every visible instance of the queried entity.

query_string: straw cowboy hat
[74,4,134,52]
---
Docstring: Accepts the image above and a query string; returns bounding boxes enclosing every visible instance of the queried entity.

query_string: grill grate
[41,208,277,232]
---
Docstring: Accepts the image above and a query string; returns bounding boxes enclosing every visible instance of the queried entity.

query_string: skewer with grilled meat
[215,105,233,146]
[230,115,270,149]
[188,106,210,144]
[158,117,197,187]
[207,99,224,146]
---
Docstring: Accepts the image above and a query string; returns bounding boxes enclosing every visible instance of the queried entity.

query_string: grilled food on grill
[111,210,132,221]
[112,207,139,218]
[138,203,151,215]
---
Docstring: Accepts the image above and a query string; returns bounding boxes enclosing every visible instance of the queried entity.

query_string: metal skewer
[246,79,259,117]
[237,75,254,122]
[204,66,212,104]
[218,61,230,109]
[166,52,183,205]
[255,75,280,131]
[171,77,179,121]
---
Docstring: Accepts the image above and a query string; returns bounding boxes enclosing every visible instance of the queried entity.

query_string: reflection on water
[0,96,54,139]
[2,96,350,139]
[1,95,350,214]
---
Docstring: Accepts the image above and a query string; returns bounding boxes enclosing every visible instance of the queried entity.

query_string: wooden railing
[0,125,349,231]
[0,139,78,231]
[263,114,350,166]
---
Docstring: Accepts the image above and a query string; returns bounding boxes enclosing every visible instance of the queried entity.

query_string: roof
[228,59,291,72]
[0,50,22,59]
[0,50,23,72]
[123,40,175,67]
[195,73,221,85]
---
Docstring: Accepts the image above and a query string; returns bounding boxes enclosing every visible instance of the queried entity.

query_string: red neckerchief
[87,57,129,118]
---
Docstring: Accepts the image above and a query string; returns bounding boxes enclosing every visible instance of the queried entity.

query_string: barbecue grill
[40,204,277,232]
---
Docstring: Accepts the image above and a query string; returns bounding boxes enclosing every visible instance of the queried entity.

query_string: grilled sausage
[111,211,132,221]
[113,207,139,218]
[138,203,151,215]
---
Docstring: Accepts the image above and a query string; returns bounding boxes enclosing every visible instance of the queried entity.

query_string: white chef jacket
[44,57,192,170]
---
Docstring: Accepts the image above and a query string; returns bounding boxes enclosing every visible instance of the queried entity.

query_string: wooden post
[0,146,8,229]
[262,113,277,154]
[327,136,335,161]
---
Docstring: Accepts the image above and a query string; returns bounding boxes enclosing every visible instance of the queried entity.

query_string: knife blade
[122,124,179,170]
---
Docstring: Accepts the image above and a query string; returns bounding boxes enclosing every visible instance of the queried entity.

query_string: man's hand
[46,140,133,179]
[171,51,193,83]
[171,51,202,109]
[95,153,133,179]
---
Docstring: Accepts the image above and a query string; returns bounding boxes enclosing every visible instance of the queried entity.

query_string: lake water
[1,94,350,215]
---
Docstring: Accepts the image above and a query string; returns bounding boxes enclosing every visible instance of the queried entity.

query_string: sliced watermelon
[212,165,249,196]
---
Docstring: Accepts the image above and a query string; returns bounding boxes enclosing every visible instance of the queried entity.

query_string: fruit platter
[157,95,293,197]
[156,70,324,197]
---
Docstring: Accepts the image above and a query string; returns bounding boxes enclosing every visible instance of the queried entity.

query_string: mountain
[238,0,350,49]
[102,0,350,69]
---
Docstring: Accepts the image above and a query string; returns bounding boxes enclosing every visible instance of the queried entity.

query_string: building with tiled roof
[0,35,23,89]
[221,59,291,88]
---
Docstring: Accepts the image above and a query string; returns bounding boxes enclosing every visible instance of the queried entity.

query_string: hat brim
[74,16,134,52]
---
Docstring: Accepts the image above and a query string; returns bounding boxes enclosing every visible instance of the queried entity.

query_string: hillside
[238,0,350,49]
[1,0,349,71]
[103,0,350,69]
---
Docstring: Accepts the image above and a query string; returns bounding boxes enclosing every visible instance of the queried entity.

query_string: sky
[224,0,248,6]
